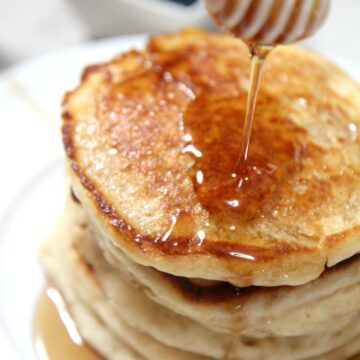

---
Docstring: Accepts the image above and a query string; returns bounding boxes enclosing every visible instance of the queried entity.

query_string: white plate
[0,35,359,360]
[0,34,146,360]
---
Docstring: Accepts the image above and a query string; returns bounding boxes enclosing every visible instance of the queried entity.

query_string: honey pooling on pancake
[181,92,304,238]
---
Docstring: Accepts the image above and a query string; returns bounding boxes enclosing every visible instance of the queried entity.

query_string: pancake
[62,28,360,287]
[72,192,360,337]
[96,221,360,337]
[39,196,360,360]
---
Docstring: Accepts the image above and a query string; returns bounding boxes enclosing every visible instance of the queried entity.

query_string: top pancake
[63,28,360,287]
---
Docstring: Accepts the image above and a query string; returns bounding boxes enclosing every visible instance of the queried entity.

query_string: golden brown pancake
[62,28,360,287]
[39,196,360,360]
[75,193,360,337]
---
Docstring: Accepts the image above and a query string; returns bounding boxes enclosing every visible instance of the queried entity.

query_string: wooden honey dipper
[205,0,331,45]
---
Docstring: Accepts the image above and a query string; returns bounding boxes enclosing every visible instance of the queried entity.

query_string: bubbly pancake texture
[63,28,360,287]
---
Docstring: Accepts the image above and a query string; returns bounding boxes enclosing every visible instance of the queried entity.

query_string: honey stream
[236,44,273,187]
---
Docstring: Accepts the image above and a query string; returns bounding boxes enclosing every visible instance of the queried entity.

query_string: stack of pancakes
[40,29,360,359]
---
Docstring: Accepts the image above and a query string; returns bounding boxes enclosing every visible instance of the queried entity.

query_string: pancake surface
[63,28,360,286]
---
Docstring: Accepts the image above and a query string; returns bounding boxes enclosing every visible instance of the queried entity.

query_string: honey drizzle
[236,44,273,186]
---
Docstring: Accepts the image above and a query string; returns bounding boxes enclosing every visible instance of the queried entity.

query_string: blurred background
[0,0,360,69]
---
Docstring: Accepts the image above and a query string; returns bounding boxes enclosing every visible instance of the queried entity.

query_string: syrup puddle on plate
[33,287,101,360]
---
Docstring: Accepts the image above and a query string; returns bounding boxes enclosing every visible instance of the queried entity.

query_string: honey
[33,287,101,360]
[192,0,330,226]
[182,87,302,223]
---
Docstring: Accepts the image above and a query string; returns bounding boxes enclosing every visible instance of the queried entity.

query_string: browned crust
[159,252,360,304]
[61,29,360,285]
[325,226,360,248]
